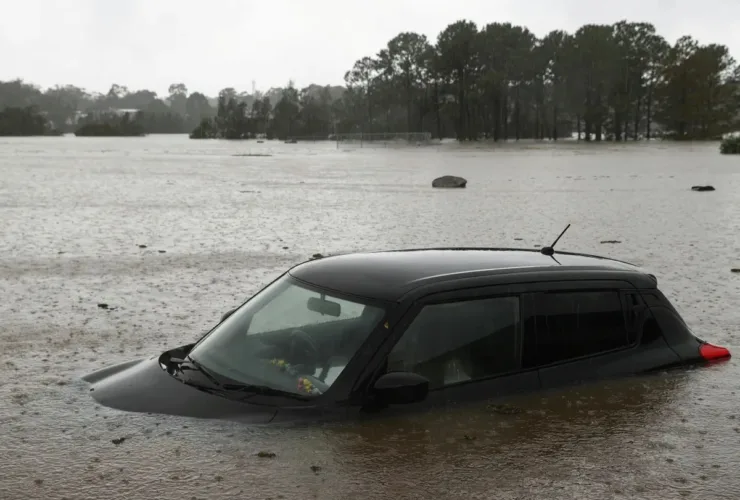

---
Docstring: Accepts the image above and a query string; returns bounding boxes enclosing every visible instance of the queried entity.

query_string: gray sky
[1,0,738,97]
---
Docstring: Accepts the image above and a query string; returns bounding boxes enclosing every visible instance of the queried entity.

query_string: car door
[521,280,681,389]
[349,284,542,419]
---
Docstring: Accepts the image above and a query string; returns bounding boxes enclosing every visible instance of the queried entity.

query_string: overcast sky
[1,0,739,97]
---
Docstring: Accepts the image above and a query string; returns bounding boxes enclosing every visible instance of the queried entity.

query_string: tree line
[344,20,740,141]
[1,18,738,140]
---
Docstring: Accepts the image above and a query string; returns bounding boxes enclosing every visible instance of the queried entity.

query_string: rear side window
[523,290,633,368]
[387,296,520,389]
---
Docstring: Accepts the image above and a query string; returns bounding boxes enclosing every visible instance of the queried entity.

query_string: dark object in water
[720,136,740,154]
[432,175,467,188]
[600,240,622,244]
[691,185,715,192]
[82,246,730,423]
[731,269,740,273]
[97,303,109,309]
[487,403,523,415]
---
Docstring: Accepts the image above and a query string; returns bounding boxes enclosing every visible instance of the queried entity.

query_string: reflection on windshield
[188,275,386,398]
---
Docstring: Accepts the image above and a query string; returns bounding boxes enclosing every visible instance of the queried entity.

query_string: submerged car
[83,245,731,424]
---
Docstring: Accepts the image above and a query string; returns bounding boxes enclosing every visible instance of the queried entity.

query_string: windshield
[187,274,386,398]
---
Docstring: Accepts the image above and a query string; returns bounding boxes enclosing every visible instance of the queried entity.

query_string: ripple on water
[0,137,739,500]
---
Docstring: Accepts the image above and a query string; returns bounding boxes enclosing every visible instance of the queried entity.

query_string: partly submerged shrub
[720,135,740,154]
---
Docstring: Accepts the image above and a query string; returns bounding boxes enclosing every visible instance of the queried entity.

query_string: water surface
[1,136,739,500]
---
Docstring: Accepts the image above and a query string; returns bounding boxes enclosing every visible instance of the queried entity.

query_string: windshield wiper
[170,354,309,401]
[170,354,223,389]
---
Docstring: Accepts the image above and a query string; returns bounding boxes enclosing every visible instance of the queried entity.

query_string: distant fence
[282,132,436,148]
[285,135,332,142]
[335,132,433,148]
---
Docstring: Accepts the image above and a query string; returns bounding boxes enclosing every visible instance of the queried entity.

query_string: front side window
[523,290,632,368]
[387,296,520,390]
[187,275,386,398]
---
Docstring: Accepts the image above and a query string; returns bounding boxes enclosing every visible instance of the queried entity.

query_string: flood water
[1,135,739,500]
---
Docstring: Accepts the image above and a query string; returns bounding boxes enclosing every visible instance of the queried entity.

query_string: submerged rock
[691,185,715,192]
[432,175,467,188]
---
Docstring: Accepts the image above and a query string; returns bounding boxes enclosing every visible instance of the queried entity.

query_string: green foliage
[74,113,146,136]
[136,110,186,134]
[339,19,739,141]
[0,106,60,136]
[1,18,739,142]
[720,135,740,154]
[189,118,215,139]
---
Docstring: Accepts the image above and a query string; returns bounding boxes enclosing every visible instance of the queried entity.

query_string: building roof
[288,248,648,301]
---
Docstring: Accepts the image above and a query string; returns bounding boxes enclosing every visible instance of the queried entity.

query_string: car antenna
[540,223,571,257]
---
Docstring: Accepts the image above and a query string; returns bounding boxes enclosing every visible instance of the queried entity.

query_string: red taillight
[699,343,731,361]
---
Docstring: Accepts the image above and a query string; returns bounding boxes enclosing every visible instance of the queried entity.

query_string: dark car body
[83,248,731,424]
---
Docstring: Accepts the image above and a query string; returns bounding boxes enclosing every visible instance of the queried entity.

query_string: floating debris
[111,437,126,445]
[310,465,321,473]
[232,153,273,157]
[256,451,276,458]
[158,250,166,254]
[691,185,715,192]
[97,303,109,309]
[600,240,622,244]
[731,269,740,273]
[138,244,147,249]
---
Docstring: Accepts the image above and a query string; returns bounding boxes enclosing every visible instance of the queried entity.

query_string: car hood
[81,355,278,423]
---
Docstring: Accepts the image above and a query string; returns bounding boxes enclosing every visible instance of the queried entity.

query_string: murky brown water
[1,135,739,500]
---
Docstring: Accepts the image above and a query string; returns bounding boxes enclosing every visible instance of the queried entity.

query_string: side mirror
[373,372,429,405]
[220,308,236,323]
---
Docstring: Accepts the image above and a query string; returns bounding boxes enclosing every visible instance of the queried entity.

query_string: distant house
[74,108,141,124]
[109,108,140,116]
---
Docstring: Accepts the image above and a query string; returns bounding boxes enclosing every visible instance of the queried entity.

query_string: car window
[387,296,520,390]
[522,290,632,368]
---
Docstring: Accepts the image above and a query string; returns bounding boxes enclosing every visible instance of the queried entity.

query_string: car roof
[288,248,652,302]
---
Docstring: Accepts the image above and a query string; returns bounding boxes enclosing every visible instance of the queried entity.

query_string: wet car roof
[289,248,648,301]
